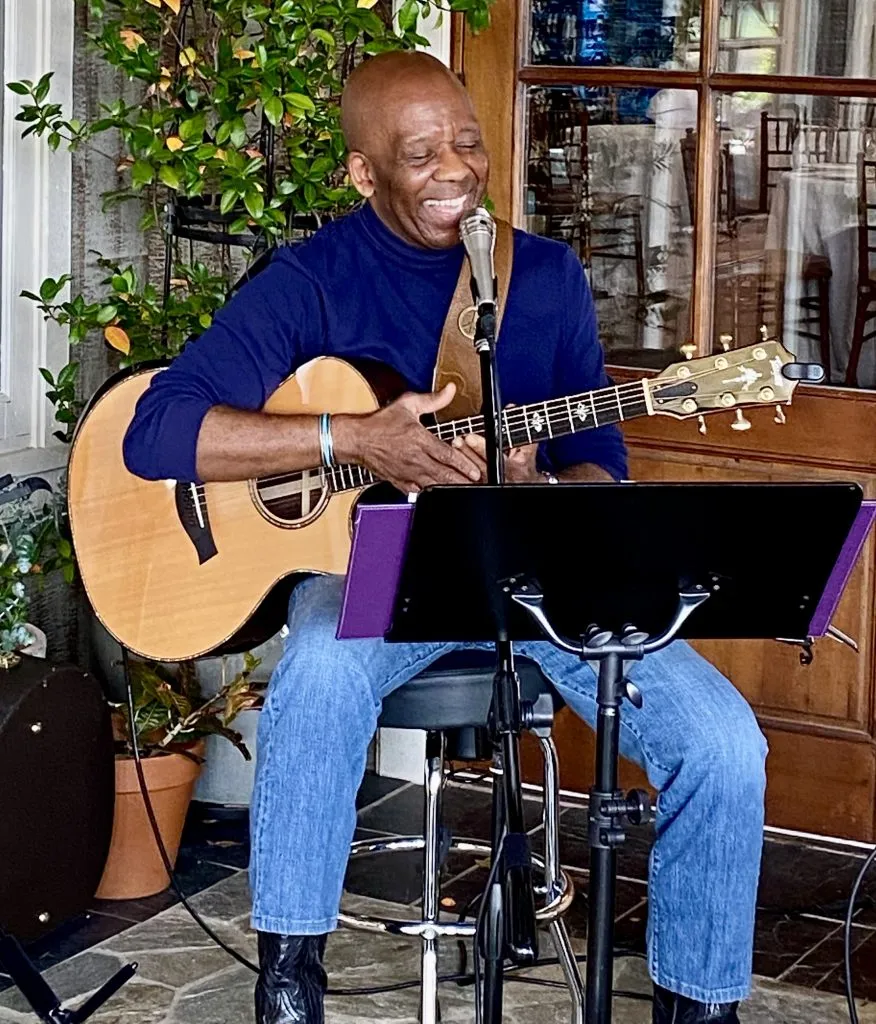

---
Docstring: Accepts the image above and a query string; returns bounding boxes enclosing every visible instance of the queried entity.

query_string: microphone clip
[470,276,498,353]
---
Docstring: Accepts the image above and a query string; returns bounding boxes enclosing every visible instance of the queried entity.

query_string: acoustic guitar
[69,341,809,661]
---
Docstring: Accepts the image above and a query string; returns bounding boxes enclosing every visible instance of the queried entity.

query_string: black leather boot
[255,933,328,1024]
[653,985,739,1023]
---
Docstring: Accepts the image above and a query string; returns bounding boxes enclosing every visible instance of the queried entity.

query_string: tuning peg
[719,333,732,352]
[774,405,787,425]
[730,409,752,431]
[697,415,707,435]
[679,343,696,361]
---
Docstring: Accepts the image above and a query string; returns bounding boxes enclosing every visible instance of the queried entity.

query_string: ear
[347,152,375,198]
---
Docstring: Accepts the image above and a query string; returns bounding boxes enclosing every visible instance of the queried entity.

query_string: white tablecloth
[765,163,874,388]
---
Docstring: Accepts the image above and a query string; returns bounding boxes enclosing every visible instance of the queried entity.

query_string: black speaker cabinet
[0,658,114,941]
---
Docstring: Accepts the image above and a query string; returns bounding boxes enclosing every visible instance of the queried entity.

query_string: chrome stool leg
[420,731,445,1024]
[540,735,584,1024]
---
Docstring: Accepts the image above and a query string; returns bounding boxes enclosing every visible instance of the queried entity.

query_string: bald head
[341,52,469,154]
[340,52,489,249]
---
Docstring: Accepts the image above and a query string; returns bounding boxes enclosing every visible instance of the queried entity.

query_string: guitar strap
[432,218,514,422]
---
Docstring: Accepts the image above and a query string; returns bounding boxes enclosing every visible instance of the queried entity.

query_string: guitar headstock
[649,340,821,429]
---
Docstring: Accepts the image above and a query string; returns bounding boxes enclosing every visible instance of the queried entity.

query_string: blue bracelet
[318,412,335,468]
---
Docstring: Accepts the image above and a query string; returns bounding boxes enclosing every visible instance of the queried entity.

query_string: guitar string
[252,377,654,491]
[197,359,778,499]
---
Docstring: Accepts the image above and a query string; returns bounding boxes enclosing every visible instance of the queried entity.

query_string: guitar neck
[321,379,650,494]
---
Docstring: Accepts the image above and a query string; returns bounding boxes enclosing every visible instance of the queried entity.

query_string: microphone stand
[474,286,539,1024]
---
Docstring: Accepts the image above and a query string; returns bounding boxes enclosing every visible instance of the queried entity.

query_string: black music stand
[387,481,863,1024]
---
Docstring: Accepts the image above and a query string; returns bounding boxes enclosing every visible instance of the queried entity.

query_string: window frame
[474,0,876,363]
[0,0,73,474]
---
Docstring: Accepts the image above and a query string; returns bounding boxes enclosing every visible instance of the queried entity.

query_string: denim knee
[686,697,768,804]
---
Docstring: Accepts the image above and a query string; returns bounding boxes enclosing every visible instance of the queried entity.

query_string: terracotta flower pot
[94,744,204,900]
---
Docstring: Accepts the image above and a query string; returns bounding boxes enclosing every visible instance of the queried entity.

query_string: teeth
[424,196,468,209]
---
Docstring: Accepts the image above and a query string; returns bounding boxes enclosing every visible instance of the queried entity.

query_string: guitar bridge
[175,483,218,564]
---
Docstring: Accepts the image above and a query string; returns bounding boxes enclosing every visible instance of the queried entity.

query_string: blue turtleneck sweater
[123,203,627,483]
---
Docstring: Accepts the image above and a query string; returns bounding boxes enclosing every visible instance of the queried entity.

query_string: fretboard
[318,379,650,495]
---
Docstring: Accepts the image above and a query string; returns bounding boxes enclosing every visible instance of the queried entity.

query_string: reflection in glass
[718,0,876,78]
[525,87,697,362]
[529,0,701,71]
[715,94,876,388]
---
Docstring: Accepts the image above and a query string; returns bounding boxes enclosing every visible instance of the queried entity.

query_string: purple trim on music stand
[809,501,876,637]
[336,503,414,639]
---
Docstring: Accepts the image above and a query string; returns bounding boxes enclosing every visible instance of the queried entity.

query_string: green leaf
[198,313,213,329]
[6,81,29,96]
[131,159,154,187]
[228,216,250,234]
[48,132,61,151]
[312,28,335,47]
[397,0,419,30]
[263,96,283,127]
[216,121,232,145]
[159,164,181,189]
[220,188,239,215]
[57,362,79,386]
[244,189,264,220]
[230,119,247,149]
[96,304,118,324]
[39,367,55,385]
[178,112,206,142]
[34,73,53,103]
[284,92,315,114]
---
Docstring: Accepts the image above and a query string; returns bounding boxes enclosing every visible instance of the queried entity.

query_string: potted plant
[96,652,263,900]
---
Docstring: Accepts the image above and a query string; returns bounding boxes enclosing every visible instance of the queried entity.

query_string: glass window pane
[529,0,701,70]
[524,86,697,365]
[718,0,876,78]
[715,93,876,389]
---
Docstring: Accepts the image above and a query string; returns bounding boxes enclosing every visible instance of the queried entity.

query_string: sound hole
[255,470,328,524]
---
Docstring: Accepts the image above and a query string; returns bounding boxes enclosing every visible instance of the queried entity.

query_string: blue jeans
[250,574,767,1004]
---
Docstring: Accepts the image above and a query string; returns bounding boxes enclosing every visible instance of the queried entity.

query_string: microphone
[459,207,497,312]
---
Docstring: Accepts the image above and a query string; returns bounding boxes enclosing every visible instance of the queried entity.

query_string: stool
[339,651,584,1024]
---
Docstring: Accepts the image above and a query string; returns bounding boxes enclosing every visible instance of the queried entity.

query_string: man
[123,51,767,1024]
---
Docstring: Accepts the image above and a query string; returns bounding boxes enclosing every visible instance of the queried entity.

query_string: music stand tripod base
[510,580,712,1024]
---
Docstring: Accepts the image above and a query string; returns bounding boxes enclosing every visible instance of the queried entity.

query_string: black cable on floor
[124,654,261,975]
[844,843,876,1024]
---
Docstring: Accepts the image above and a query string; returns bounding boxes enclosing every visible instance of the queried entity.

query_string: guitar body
[69,357,387,662]
[69,338,803,663]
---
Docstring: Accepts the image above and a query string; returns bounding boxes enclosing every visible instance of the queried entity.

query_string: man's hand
[333,384,481,493]
[452,432,541,483]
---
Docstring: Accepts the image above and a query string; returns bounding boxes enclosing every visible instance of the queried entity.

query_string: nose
[434,143,472,182]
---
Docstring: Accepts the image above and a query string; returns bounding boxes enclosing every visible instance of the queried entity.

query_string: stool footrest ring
[339,835,575,937]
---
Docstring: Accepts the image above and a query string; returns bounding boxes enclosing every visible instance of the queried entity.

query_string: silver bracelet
[318,412,335,468]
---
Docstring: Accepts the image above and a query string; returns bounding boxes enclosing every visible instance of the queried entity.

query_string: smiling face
[343,56,490,250]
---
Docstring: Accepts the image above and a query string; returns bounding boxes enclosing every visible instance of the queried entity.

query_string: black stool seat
[379,651,562,731]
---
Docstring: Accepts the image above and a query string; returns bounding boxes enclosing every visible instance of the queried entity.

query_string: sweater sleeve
[543,248,629,481]
[122,251,325,483]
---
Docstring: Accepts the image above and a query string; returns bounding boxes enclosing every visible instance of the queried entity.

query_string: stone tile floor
[1,772,876,1022]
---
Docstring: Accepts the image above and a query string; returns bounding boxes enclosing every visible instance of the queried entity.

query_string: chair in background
[529,100,646,305]
[846,154,876,387]
[681,128,769,348]
[759,112,798,213]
